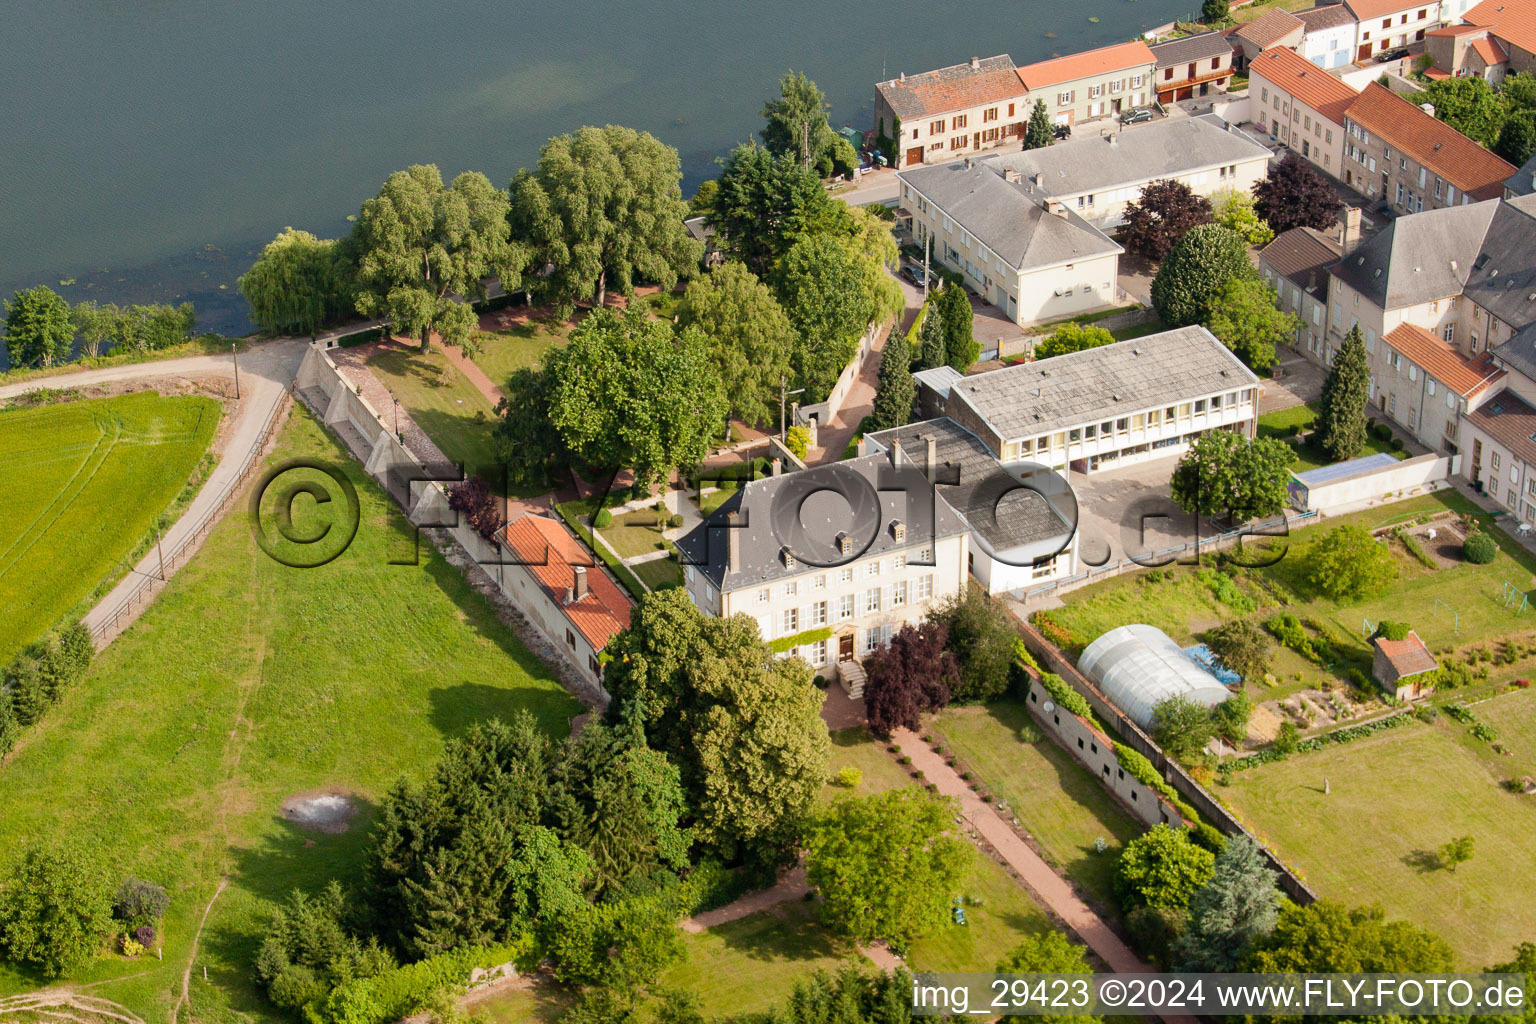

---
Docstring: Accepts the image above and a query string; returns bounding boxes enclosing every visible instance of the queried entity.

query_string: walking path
[809,323,888,465]
[436,334,506,407]
[681,866,809,933]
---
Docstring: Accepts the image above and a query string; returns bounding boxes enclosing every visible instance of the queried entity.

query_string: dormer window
[783,549,797,570]
[838,533,854,557]
[892,520,907,543]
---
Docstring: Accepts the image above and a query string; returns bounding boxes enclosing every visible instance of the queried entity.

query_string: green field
[0,392,221,663]
[1221,702,1536,967]
[597,507,672,560]
[934,701,1145,913]
[1474,687,1536,781]
[631,556,683,592]
[470,322,567,391]
[0,406,580,1022]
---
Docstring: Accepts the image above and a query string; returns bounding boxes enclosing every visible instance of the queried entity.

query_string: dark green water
[0,0,1189,339]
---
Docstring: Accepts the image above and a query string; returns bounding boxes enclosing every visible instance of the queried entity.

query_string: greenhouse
[1077,623,1232,729]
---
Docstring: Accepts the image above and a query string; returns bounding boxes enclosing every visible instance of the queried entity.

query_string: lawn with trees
[0,392,221,663]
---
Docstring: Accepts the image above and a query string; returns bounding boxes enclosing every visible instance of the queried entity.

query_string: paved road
[7,339,311,641]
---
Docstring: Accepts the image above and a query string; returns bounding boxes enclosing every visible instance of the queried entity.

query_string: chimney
[899,71,906,82]
[1032,172,1044,186]
[926,435,937,481]
[771,457,782,477]
[890,436,904,468]
[573,565,588,601]
[1049,200,1068,218]
[1337,205,1362,255]
[971,55,981,70]
[1003,166,1021,183]
[1420,102,1436,117]
[726,510,741,573]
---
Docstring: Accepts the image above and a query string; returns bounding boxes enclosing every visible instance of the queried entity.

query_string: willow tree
[351,165,518,352]
[238,228,354,336]
[510,125,701,311]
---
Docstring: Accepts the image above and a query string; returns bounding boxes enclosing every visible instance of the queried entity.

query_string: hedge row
[1113,742,1201,824]
[305,942,529,1024]
[768,627,833,655]
[0,624,93,758]
[1221,711,1415,773]
[1034,672,1096,724]
[553,503,646,601]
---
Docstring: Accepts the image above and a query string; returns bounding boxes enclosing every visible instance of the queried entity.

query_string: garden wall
[1013,617,1319,905]
[1290,452,1456,516]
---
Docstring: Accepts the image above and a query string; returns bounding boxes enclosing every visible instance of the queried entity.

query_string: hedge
[768,627,833,654]
[305,941,530,1024]
[1,623,93,756]
[1113,743,1200,823]
[553,502,645,600]
[1221,711,1415,772]
[1034,672,1096,724]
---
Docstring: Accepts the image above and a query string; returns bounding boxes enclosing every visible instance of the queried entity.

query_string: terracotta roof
[1260,226,1342,299]
[1343,0,1428,20]
[1237,9,1307,48]
[1015,40,1156,90]
[1345,83,1516,200]
[1424,65,1454,78]
[1471,35,1510,64]
[1468,388,1536,466]
[876,56,1025,121]
[1294,4,1358,29]
[1376,631,1438,678]
[1425,22,1484,35]
[500,514,632,651]
[1250,46,1358,124]
[1463,0,1536,61]
[1382,322,1506,397]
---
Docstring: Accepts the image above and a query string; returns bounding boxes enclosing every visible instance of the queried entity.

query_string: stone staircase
[838,659,866,700]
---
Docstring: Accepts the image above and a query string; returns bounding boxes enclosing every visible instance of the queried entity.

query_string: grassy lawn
[933,701,1144,912]
[697,483,739,515]
[470,321,567,391]
[1256,403,1404,473]
[908,855,1053,973]
[0,392,221,663]
[632,556,683,591]
[825,726,917,799]
[1231,0,1320,23]
[1474,686,1536,781]
[596,507,672,560]
[367,346,509,482]
[1220,710,1536,967]
[0,406,580,1021]
[1109,319,1169,342]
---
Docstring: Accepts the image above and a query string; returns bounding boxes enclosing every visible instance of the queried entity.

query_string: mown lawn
[1473,686,1536,782]
[631,556,683,592]
[367,346,503,476]
[1256,403,1404,473]
[1220,710,1536,967]
[597,507,671,560]
[0,406,580,1022]
[0,392,221,663]
[471,322,566,391]
[933,701,1143,913]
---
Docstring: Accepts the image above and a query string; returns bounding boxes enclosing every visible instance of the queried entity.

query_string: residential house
[1465,389,1536,516]
[984,113,1273,229]
[1014,41,1157,126]
[897,157,1124,324]
[1295,4,1360,67]
[1368,321,1504,450]
[1233,9,1308,67]
[675,452,971,676]
[499,514,633,690]
[1425,23,1511,79]
[874,55,1030,169]
[1461,0,1536,73]
[1259,226,1345,363]
[1341,82,1515,213]
[1148,32,1236,102]
[1341,0,1443,59]
[1250,45,1358,175]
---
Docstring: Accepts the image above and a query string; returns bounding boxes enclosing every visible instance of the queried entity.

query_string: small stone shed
[1372,630,1439,700]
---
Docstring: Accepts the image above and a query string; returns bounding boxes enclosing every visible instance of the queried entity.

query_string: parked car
[1052,123,1072,140]
[902,262,929,288]
[1120,107,1154,125]
[1375,47,1410,63]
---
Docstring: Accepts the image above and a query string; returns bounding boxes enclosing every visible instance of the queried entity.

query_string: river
[0,0,1193,341]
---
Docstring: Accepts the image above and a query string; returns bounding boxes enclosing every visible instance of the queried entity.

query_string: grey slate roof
[1492,323,1536,386]
[913,365,964,399]
[1330,201,1499,309]
[947,326,1260,442]
[1509,154,1536,198]
[984,114,1272,199]
[1293,4,1358,29]
[1260,226,1341,302]
[676,451,970,592]
[897,159,1121,270]
[864,417,1074,554]
[1465,194,1536,333]
[1149,31,1236,67]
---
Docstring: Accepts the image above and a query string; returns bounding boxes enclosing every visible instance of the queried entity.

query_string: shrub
[1190,822,1228,855]
[446,478,502,542]
[135,924,157,947]
[1463,532,1498,564]
[593,508,612,529]
[785,425,811,460]
[1375,620,1411,642]
[112,877,169,929]
[667,513,684,528]
[836,767,863,788]
[121,935,145,958]
[1273,720,1299,755]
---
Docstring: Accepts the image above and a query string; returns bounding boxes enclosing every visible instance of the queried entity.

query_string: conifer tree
[1174,835,1281,971]
[869,330,915,433]
[1024,99,1054,150]
[917,302,946,371]
[1317,325,1370,462]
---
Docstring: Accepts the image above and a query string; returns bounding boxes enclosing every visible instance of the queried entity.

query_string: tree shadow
[428,681,580,742]
[710,900,849,963]
[1402,848,1444,874]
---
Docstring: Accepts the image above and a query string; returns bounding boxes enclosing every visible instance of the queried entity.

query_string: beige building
[1259,226,1345,364]
[1014,40,1156,126]
[1250,45,1357,176]
[1425,23,1512,80]
[1148,32,1236,102]
[1342,0,1443,59]
[874,56,1030,169]
[898,157,1123,325]
[1460,0,1536,73]
[1369,322,1504,451]
[676,452,971,674]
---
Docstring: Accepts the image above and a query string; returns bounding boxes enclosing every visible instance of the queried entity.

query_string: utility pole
[156,525,166,581]
[779,374,805,442]
[231,342,241,399]
[923,233,931,304]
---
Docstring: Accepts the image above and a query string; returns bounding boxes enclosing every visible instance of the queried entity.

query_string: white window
[840,567,854,583]
[867,560,881,576]
[838,594,855,620]
[865,588,881,613]
[918,574,934,600]
[811,600,828,626]
[783,581,797,597]
[812,574,826,590]
[863,628,881,655]
[808,639,828,666]
[919,546,933,563]
[891,581,908,607]
[893,554,906,571]
[1443,324,1455,343]
[782,607,799,633]
[758,587,770,603]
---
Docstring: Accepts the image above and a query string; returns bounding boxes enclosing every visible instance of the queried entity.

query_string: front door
[905,146,923,166]
[1472,439,1483,483]
[838,632,855,661]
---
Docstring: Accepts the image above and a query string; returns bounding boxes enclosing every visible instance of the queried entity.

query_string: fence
[86,391,291,645]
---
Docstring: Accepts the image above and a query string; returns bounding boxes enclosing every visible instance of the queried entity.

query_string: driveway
[1069,456,1201,567]
[1261,345,1327,415]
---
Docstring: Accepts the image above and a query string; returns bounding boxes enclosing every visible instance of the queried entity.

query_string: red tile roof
[1376,631,1438,678]
[1250,46,1358,125]
[1383,323,1507,397]
[1425,22,1484,35]
[1463,0,1536,61]
[876,56,1026,120]
[1015,40,1156,90]
[1471,35,1510,64]
[1344,0,1429,20]
[1345,83,1517,200]
[501,514,632,651]
[1237,9,1307,48]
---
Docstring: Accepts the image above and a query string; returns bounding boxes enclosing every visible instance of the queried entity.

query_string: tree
[1308,525,1397,601]
[1034,321,1114,360]
[1439,834,1475,872]
[1205,278,1296,371]
[1151,224,1255,327]
[1202,0,1229,23]
[1253,152,1344,234]
[111,878,169,930]
[1422,76,1503,145]
[1316,325,1370,462]
[1174,835,1279,971]
[1205,619,1271,683]
[1024,99,1053,150]
[712,143,829,278]
[761,71,851,176]
[446,477,501,541]
[3,286,73,368]
[679,262,795,430]
[1115,824,1216,912]
[1211,188,1274,247]
[1486,942,1536,1024]
[70,300,117,358]
[868,326,915,433]
[352,165,515,352]
[0,846,113,978]
[917,300,946,371]
[548,893,684,1007]
[510,125,699,312]
[1119,179,1213,261]
[929,587,1017,703]
[774,233,874,401]
[239,228,355,336]
[936,282,978,371]
[255,882,393,1008]
[1169,429,1294,524]
[492,366,566,489]
[108,302,195,352]
[1213,690,1254,746]
[785,424,810,458]
[1244,900,1454,975]
[863,622,959,739]
[1495,109,1536,167]
[1152,694,1217,762]
[512,307,727,491]
[806,789,971,948]
[689,178,719,218]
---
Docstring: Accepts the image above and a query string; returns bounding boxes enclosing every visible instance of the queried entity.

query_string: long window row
[999,388,1256,461]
